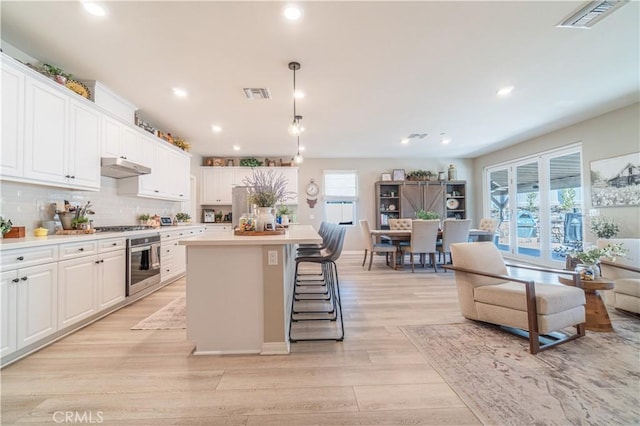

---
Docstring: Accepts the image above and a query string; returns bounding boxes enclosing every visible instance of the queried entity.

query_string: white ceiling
[2,1,638,159]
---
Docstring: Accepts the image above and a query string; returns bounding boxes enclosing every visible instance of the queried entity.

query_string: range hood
[100,157,151,179]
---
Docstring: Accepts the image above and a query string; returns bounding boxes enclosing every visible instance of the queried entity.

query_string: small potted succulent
[1,216,13,238]
[175,212,191,224]
[40,63,72,85]
[138,213,151,226]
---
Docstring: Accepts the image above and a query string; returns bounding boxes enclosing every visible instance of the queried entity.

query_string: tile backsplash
[1,178,184,231]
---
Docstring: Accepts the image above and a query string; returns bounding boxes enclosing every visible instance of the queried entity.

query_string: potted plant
[175,212,191,224]
[40,63,72,85]
[569,243,626,279]
[243,169,292,231]
[0,217,12,238]
[138,213,151,226]
[415,209,440,220]
[276,205,294,226]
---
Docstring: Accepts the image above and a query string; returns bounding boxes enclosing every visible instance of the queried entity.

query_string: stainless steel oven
[127,233,161,296]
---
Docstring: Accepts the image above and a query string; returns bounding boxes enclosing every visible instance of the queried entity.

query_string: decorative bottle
[448,164,457,181]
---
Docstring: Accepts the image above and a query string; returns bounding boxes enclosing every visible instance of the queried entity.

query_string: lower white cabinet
[1,263,59,356]
[160,227,203,282]
[57,248,126,328]
[98,250,126,310]
[58,256,99,328]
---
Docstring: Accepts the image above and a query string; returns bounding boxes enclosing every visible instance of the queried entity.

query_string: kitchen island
[179,225,322,355]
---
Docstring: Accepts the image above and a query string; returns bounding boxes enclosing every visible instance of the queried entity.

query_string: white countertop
[180,225,322,247]
[0,224,204,250]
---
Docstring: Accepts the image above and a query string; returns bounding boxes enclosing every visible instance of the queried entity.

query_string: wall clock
[306,179,319,197]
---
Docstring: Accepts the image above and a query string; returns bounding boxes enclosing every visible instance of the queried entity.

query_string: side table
[558,276,615,332]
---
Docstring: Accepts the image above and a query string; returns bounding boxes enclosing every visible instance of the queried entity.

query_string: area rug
[401,320,640,425]
[131,296,186,330]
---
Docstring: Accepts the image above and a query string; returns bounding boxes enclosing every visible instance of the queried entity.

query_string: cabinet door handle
[12,278,20,283]
[112,243,117,246]
[101,259,104,263]
[17,256,24,261]
[95,260,101,264]
[20,276,28,281]
[154,190,160,193]
[65,174,71,178]
[79,248,84,251]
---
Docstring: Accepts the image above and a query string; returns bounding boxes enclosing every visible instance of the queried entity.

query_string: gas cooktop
[93,225,156,233]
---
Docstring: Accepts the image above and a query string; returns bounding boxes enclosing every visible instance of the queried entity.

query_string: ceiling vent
[557,0,628,29]
[243,88,271,100]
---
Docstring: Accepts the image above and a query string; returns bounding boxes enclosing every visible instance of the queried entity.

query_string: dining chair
[359,220,397,270]
[477,218,498,242]
[388,218,413,230]
[400,219,440,272]
[437,219,471,266]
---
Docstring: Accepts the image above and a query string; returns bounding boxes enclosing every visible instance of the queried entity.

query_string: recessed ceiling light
[497,85,514,97]
[172,87,188,98]
[211,125,222,133]
[283,5,302,20]
[82,2,106,17]
[299,146,305,152]
[440,133,451,144]
[294,90,305,99]
[401,138,410,145]
[232,145,240,151]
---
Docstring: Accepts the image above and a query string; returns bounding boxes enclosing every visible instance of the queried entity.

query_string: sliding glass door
[485,145,583,265]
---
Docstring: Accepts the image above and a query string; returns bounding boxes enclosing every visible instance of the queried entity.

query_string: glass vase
[575,263,596,281]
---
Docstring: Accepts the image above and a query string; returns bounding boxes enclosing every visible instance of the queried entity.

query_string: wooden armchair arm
[504,262,580,278]
[599,260,640,274]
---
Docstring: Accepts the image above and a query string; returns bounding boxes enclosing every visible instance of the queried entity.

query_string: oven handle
[130,245,152,253]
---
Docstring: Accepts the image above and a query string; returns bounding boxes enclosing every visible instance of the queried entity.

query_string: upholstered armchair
[598,238,640,314]
[445,242,586,354]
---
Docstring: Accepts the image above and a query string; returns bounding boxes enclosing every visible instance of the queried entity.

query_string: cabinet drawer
[59,241,98,259]
[161,230,182,241]
[98,238,126,253]
[1,245,58,271]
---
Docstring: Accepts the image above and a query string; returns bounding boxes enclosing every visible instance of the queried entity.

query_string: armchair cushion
[614,278,640,298]
[475,282,585,315]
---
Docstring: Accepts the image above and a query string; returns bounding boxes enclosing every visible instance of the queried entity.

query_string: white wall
[0,178,183,232]
[472,103,640,241]
[293,157,473,252]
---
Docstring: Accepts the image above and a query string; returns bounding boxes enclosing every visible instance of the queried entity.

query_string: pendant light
[294,136,304,164]
[288,61,304,136]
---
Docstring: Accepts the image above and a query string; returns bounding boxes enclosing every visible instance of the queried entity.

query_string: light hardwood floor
[1,253,482,425]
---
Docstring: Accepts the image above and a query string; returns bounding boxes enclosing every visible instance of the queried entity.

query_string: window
[484,144,583,265]
[324,170,357,225]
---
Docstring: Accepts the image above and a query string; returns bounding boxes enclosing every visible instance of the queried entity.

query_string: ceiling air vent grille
[243,88,271,100]
[557,0,628,29]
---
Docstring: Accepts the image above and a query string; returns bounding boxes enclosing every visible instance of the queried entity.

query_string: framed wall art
[392,169,405,181]
[381,172,392,181]
[590,151,640,207]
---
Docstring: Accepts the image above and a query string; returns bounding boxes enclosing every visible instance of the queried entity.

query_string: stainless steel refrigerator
[231,186,252,228]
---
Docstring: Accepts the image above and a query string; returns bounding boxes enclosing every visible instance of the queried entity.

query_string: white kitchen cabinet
[67,99,101,190]
[103,115,148,167]
[200,166,298,205]
[98,249,125,310]
[119,139,190,201]
[160,227,203,282]
[57,255,98,328]
[0,56,25,178]
[16,262,58,349]
[200,167,235,204]
[22,74,100,190]
[23,75,69,185]
[0,271,18,357]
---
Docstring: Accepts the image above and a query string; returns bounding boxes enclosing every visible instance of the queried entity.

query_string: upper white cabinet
[121,126,147,166]
[118,138,191,201]
[67,99,101,190]
[0,57,25,178]
[200,167,298,205]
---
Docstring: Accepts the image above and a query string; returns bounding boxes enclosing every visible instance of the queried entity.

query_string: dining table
[370,228,495,269]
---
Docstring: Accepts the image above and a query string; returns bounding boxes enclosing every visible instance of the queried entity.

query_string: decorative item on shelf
[1,216,13,238]
[446,199,460,210]
[415,209,440,220]
[392,169,406,181]
[56,200,94,230]
[381,173,392,181]
[227,159,235,167]
[65,80,91,99]
[575,264,597,281]
[33,227,48,237]
[437,171,446,181]
[239,157,262,167]
[171,137,190,152]
[406,170,433,181]
[568,243,627,277]
[243,169,293,231]
[214,212,223,223]
[448,164,457,181]
[239,214,256,231]
[37,63,72,85]
[3,225,26,238]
